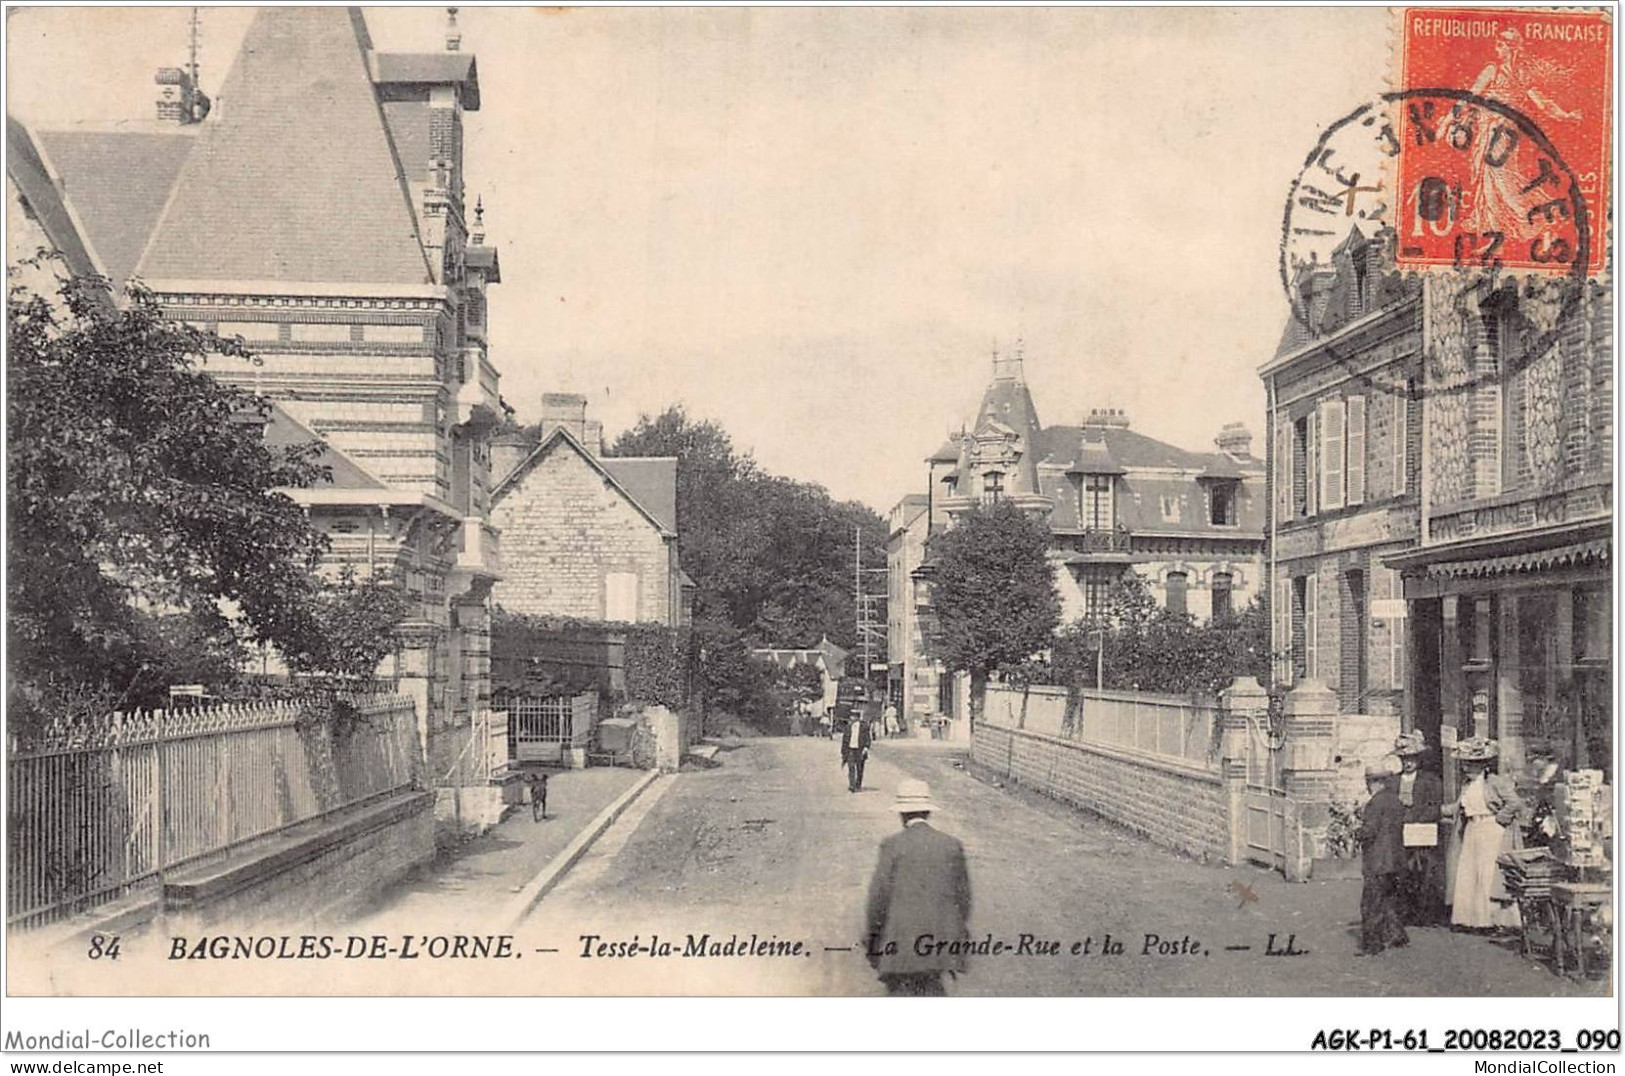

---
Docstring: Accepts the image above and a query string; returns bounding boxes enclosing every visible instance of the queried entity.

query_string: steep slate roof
[33,126,194,293]
[491,427,677,538]
[5,117,98,279]
[137,7,432,286]
[263,404,387,490]
[600,457,678,534]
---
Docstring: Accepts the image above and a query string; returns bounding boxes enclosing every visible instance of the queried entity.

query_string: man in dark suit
[1394,732,1445,925]
[865,779,972,995]
[841,714,873,792]
[1357,755,1409,955]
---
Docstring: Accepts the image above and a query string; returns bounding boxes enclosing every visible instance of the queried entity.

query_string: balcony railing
[1077,525,1132,553]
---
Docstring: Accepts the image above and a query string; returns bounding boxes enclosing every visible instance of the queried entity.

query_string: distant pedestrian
[841,716,872,792]
[1357,755,1408,955]
[819,710,833,738]
[883,703,899,738]
[528,771,549,822]
[865,779,971,996]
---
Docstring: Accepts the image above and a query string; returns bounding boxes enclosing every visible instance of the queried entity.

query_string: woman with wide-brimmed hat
[1393,731,1446,925]
[1444,737,1526,931]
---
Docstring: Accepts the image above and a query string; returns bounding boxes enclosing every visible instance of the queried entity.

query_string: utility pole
[854,526,887,698]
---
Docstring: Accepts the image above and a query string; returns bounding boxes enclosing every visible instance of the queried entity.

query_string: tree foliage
[606,406,885,651]
[925,503,1060,721]
[7,267,406,718]
[1052,574,1269,697]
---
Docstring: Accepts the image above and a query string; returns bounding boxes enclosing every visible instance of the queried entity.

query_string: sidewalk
[349,766,644,932]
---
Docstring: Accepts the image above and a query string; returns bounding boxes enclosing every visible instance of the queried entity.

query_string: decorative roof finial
[470,196,486,245]
[445,7,462,52]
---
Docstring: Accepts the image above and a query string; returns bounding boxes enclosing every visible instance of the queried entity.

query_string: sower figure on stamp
[841,713,872,793]
[865,780,971,996]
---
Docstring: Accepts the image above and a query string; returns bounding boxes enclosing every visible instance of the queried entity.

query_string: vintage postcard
[1,2,1617,1056]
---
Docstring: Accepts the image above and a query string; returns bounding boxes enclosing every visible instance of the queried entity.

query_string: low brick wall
[973,723,1232,863]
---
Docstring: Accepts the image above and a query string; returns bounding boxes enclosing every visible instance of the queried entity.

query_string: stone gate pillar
[1218,676,1267,866]
[1282,678,1338,882]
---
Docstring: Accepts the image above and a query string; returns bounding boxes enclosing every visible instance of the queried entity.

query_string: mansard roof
[136,7,433,287]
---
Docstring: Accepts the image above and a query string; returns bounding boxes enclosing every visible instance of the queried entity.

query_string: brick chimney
[582,419,604,457]
[540,392,589,442]
[1082,407,1130,430]
[154,67,209,124]
[1215,422,1253,460]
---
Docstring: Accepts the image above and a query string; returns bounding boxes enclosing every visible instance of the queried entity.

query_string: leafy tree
[605,406,886,655]
[924,502,1060,726]
[283,568,414,682]
[1053,574,1269,696]
[7,268,334,720]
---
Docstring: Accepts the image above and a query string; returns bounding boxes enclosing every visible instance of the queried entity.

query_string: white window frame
[1318,398,1345,511]
[605,571,639,622]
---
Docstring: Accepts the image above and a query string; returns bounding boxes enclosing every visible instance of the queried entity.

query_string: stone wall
[163,791,434,932]
[492,443,672,624]
[972,723,1231,863]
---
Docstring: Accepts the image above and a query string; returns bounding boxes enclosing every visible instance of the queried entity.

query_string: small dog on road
[527,772,549,821]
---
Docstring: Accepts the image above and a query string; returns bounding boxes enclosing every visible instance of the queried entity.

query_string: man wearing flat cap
[864,779,972,996]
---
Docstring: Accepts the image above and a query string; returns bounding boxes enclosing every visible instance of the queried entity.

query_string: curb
[494,769,661,932]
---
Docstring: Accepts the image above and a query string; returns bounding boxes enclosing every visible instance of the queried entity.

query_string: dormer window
[1081,474,1113,530]
[1208,481,1238,526]
[981,471,1005,506]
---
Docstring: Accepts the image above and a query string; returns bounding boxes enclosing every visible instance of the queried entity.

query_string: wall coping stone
[979,723,1223,786]
[163,790,434,909]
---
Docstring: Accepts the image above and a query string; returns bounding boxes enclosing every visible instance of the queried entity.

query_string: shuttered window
[1346,395,1366,505]
[1318,398,1345,511]
[1305,409,1319,515]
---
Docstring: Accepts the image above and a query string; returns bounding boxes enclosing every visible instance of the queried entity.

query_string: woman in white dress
[1446,738,1526,931]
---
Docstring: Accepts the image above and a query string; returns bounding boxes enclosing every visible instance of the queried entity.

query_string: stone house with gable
[6,8,508,805]
[490,394,690,628]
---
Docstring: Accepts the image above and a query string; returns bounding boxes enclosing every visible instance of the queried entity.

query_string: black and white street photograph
[1,4,1616,1051]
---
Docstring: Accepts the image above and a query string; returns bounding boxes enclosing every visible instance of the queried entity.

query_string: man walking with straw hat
[864,779,972,996]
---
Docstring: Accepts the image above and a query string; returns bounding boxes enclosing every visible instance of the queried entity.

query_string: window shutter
[1346,395,1366,505]
[1304,574,1319,680]
[1397,394,1410,500]
[1387,570,1406,690]
[1319,398,1346,511]
[1305,409,1319,516]
[1274,416,1293,523]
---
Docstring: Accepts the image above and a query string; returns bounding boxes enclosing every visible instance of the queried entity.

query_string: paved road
[521,736,1605,997]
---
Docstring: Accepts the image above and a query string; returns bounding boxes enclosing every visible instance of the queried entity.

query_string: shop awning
[1386,520,1611,587]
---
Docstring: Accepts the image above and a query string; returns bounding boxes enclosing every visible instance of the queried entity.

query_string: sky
[6,6,1392,513]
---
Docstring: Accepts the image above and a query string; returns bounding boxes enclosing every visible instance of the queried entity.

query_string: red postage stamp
[1395,7,1611,275]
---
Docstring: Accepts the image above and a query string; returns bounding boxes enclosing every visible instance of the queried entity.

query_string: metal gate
[1242,716,1291,871]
